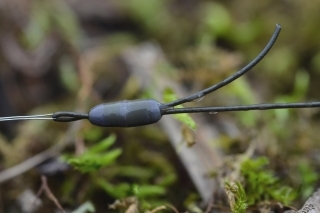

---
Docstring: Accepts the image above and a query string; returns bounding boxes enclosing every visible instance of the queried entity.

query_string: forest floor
[0,1,320,212]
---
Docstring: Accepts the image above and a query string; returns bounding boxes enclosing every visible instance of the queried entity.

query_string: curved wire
[163,24,282,108]
[162,102,320,115]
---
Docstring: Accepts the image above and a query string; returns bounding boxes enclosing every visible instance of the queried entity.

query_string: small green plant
[297,160,320,200]
[63,132,177,211]
[240,157,297,205]
[65,134,122,173]
[163,87,197,130]
[225,181,248,213]
[97,181,167,210]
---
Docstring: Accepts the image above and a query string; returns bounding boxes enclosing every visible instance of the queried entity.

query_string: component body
[88,99,163,127]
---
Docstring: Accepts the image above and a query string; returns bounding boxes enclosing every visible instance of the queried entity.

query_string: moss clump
[240,157,297,205]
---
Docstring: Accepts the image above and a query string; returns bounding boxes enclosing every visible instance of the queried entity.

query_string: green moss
[225,181,248,213]
[65,134,122,173]
[163,87,197,130]
[240,157,297,205]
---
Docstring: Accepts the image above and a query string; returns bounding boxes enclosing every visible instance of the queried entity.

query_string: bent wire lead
[163,24,282,107]
[1,24,320,127]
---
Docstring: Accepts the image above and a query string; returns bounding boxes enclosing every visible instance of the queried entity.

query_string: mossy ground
[0,1,319,212]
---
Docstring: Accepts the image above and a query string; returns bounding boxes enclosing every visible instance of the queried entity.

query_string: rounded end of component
[275,23,282,29]
[88,104,108,127]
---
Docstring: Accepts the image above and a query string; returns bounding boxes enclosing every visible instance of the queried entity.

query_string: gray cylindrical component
[88,99,163,127]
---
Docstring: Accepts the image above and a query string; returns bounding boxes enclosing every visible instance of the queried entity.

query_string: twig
[35,175,65,213]
[148,206,167,213]
[0,46,95,184]
[165,204,179,213]
[122,42,225,203]
[0,121,81,184]
[204,197,215,213]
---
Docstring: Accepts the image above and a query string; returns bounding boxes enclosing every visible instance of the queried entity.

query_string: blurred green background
[0,0,320,212]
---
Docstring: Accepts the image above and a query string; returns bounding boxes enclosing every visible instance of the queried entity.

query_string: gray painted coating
[88,99,162,127]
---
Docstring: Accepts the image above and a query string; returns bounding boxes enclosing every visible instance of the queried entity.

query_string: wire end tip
[275,23,282,29]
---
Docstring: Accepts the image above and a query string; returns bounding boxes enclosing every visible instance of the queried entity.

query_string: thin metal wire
[163,24,282,108]
[0,111,89,123]
[0,114,53,122]
[162,102,320,115]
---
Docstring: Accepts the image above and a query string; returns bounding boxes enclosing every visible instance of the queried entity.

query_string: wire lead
[163,24,282,108]
[0,111,89,122]
[0,114,53,122]
[1,24,319,128]
[163,102,320,114]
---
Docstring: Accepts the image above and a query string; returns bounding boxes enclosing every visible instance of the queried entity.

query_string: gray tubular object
[88,99,163,127]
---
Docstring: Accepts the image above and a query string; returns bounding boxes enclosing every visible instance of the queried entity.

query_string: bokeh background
[0,0,320,212]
